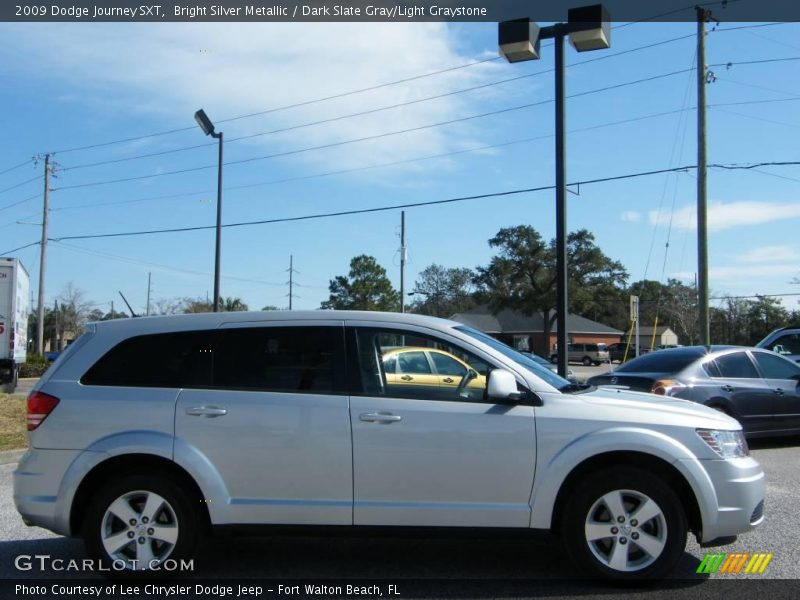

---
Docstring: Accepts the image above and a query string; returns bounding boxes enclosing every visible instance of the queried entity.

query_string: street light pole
[554,25,569,380]
[194,108,224,313]
[213,130,223,313]
[499,5,610,378]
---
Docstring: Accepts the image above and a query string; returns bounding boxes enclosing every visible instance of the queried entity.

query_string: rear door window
[714,352,760,379]
[752,351,800,380]
[214,326,345,394]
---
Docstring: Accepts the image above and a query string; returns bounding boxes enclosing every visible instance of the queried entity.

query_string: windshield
[455,325,571,390]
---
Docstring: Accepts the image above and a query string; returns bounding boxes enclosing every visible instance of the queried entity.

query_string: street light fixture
[499,4,610,378]
[194,108,224,312]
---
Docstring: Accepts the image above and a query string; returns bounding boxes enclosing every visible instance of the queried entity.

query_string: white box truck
[0,257,30,393]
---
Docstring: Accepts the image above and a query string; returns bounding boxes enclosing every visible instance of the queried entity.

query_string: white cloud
[649,200,800,231]
[621,210,641,222]
[672,243,800,285]
[739,245,800,264]
[0,22,507,176]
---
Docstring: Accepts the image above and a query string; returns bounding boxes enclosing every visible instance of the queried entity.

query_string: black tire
[1,368,17,394]
[561,467,687,580]
[582,356,593,366]
[83,474,203,577]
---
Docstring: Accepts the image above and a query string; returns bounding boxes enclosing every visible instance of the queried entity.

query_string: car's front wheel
[83,474,202,576]
[562,467,687,579]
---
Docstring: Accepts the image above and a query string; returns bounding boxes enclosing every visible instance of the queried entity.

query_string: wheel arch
[70,453,210,536]
[549,451,702,536]
[705,397,738,418]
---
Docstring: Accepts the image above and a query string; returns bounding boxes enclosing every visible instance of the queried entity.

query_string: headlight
[696,429,749,458]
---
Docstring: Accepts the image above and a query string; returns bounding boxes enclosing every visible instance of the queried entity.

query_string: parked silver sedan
[588,346,800,437]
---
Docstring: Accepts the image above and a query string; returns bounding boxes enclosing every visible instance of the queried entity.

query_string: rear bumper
[679,456,765,544]
[13,448,84,536]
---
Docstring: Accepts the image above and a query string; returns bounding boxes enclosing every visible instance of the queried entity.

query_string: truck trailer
[0,257,30,393]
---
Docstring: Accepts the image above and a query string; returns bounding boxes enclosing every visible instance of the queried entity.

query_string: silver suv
[14,311,764,579]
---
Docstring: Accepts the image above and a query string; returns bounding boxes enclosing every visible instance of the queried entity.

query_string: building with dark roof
[451,305,624,356]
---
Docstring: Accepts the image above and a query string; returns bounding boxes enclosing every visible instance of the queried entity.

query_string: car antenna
[118,291,139,318]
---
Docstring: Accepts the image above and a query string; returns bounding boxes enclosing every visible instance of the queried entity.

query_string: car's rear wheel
[83,474,202,576]
[562,467,687,579]
[582,356,593,366]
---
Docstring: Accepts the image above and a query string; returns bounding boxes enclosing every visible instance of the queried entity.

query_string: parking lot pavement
[1,437,798,587]
[571,362,614,382]
[12,378,37,397]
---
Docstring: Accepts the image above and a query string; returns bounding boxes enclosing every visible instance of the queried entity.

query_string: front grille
[750,500,764,524]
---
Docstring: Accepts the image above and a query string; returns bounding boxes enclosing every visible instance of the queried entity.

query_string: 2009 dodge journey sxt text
[14,311,764,579]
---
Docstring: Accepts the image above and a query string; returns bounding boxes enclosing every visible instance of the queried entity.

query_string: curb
[0,449,26,465]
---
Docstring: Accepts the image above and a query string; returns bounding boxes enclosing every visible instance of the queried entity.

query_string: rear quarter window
[81,331,213,387]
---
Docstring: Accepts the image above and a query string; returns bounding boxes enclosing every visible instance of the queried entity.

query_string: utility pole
[53,299,59,352]
[697,6,710,345]
[111,300,114,320]
[400,211,406,313]
[146,272,152,316]
[36,154,50,356]
[286,255,299,310]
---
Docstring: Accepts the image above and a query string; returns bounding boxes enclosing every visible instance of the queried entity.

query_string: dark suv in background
[758,326,800,364]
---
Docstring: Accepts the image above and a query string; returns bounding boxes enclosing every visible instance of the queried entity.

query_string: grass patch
[0,394,27,451]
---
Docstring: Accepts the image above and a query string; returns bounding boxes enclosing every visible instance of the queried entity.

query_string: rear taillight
[27,392,60,431]
[651,379,684,396]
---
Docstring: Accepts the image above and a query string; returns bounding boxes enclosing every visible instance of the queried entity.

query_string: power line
[0,241,39,255]
[60,33,700,173]
[46,105,798,215]
[52,68,695,191]
[47,160,800,242]
[45,7,703,158]
[0,174,40,196]
[0,158,34,176]
[710,293,800,300]
[0,193,40,213]
[46,56,501,156]
[51,106,694,214]
[28,14,795,161]
[710,56,800,68]
[51,241,292,287]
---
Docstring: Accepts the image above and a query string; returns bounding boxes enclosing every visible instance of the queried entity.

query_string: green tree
[566,229,628,326]
[745,296,789,344]
[180,296,248,313]
[321,255,399,311]
[410,264,475,318]
[474,226,628,355]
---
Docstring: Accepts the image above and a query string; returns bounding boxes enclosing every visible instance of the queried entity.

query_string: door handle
[400,375,413,381]
[359,412,402,424]
[773,388,785,396]
[442,377,454,383]
[186,406,228,417]
[721,385,735,393]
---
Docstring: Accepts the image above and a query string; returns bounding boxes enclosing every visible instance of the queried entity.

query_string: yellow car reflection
[382,347,486,390]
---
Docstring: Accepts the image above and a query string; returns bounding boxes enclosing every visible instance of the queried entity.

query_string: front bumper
[679,456,765,544]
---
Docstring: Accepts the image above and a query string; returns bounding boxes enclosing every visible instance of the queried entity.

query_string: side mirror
[488,369,523,401]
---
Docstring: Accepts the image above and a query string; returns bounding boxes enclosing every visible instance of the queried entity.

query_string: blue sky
[0,20,798,316]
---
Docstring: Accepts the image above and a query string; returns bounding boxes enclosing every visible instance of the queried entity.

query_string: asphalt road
[11,378,36,397]
[1,437,798,588]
